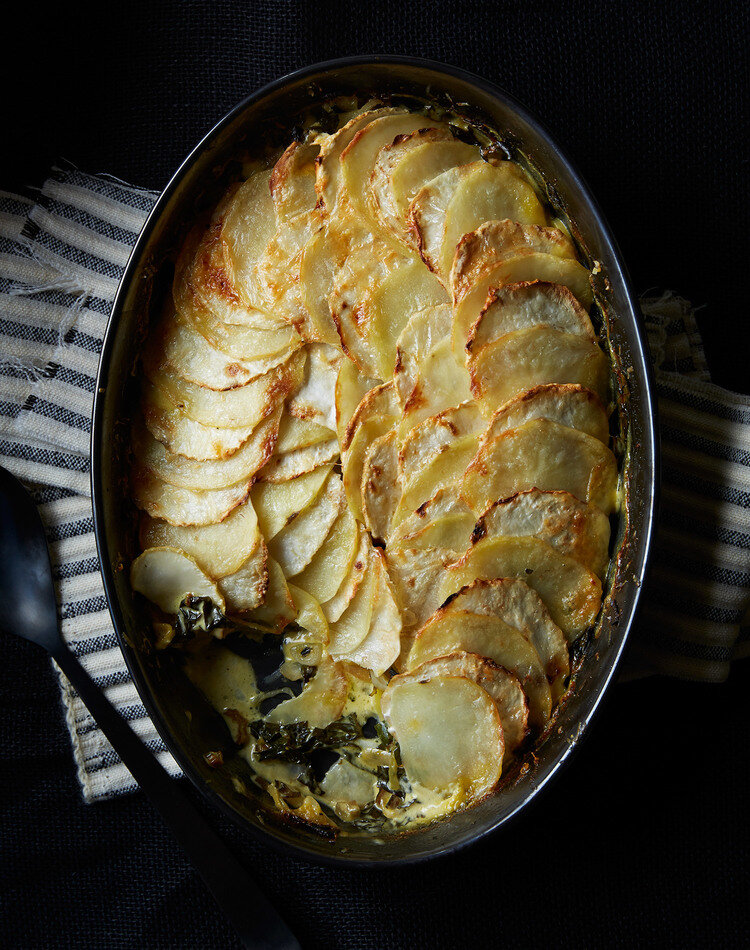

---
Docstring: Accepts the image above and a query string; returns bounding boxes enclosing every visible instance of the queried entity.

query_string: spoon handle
[52,645,301,950]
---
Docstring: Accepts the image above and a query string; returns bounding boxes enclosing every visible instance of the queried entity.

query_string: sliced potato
[130,546,223,614]
[131,467,250,526]
[328,546,377,655]
[217,542,269,612]
[266,657,347,729]
[183,304,301,363]
[338,552,401,675]
[467,280,595,351]
[381,673,504,797]
[269,472,345,577]
[437,536,603,642]
[299,222,350,346]
[247,557,295,631]
[321,530,370,622]
[343,381,399,451]
[399,337,472,436]
[462,417,618,515]
[408,164,469,275]
[335,358,379,447]
[411,653,528,753]
[295,506,360,606]
[222,169,278,311]
[361,430,401,542]
[251,463,333,539]
[275,415,334,455]
[406,610,551,728]
[398,402,483,483]
[342,414,396,522]
[140,494,261,578]
[469,325,609,409]
[260,438,339,484]
[439,161,547,278]
[486,383,609,445]
[288,584,330,645]
[270,140,320,224]
[393,303,453,407]
[476,488,611,578]
[388,487,475,548]
[257,209,321,337]
[287,343,342,430]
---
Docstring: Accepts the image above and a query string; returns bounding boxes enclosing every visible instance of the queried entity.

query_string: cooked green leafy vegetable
[250,715,364,763]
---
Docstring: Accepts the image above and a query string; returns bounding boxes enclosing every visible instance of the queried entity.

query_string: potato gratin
[128,102,620,835]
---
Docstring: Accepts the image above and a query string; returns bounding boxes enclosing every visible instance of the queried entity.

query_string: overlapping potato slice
[218,541,269,612]
[442,579,570,697]
[246,557,296,631]
[269,472,345,577]
[132,411,279,491]
[399,402,483,482]
[287,343,342,430]
[299,220,352,346]
[393,304,453,406]
[132,467,251,526]
[407,164,468,276]
[388,487,475,548]
[462,417,618,515]
[467,281,595,350]
[260,437,339,483]
[476,489,611,579]
[381,673,504,797]
[407,609,551,728]
[370,130,478,243]
[468,325,609,409]
[486,383,609,445]
[270,140,320,224]
[334,358,378,446]
[251,463,333,539]
[411,653,528,753]
[327,545,377,655]
[341,383,399,522]
[399,337,472,436]
[342,381,399,450]
[361,430,401,542]
[335,551,401,674]
[288,584,330,648]
[131,546,224,614]
[266,656,347,729]
[222,169,279,311]
[295,508,361,608]
[320,530,371,623]
[140,494,262,579]
[437,536,603,642]
[275,415,334,454]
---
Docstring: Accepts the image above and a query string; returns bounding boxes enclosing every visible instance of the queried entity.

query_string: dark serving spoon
[0,465,301,950]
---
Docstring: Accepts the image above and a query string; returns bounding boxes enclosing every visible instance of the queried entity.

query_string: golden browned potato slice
[410,652,528,753]
[462,418,618,515]
[269,472,345,577]
[438,162,548,279]
[217,542,269,612]
[337,551,402,675]
[408,164,470,276]
[327,546,377,655]
[251,463,333,540]
[366,259,448,379]
[131,467,251,526]
[288,584,330,647]
[370,132,479,244]
[437,536,603,642]
[342,381,399,451]
[407,609,551,728]
[467,281,595,351]
[398,402,483,483]
[298,220,352,346]
[287,503,358,609]
[441,579,570,698]
[246,557,295,631]
[222,169,279,311]
[361,430,401,542]
[287,343,342,430]
[381,673,504,797]
[468,325,609,409]
[185,304,302,362]
[334,358,379,447]
[259,438,339,484]
[342,414,396,522]
[398,337,472,436]
[393,303,453,407]
[266,657,348,729]
[140,494,262,579]
[270,140,320,224]
[388,487,475,548]
[131,546,224,614]
[275,415,334,455]
[132,411,279,491]
[486,383,609,445]
[476,489,611,579]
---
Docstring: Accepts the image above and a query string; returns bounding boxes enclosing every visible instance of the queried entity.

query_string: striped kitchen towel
[1,166,748,802]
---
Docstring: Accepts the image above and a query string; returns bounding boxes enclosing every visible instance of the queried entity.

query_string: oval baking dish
[91,56,658,865]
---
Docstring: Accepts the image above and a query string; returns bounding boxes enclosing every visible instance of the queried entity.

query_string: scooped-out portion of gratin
[128,99,620,835]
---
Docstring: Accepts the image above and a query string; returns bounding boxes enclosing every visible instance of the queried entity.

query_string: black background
[1,2,748,948]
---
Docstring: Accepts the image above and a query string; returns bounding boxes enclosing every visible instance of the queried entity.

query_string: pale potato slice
[371,133,479,242]
[406,610,551,728]
[294,505,359,606]
[392,512,476,557]
[341,113,445,219]
[217,541,269,612]
[342,412,397,522]
[140,494,261,578]
[222,169,278,311]
[328,547,377,655]
[260,438,339,484]
[453,252,593,353]
[468,325,609,409]
[486,383,609,445]
[439,161,548,279]
[343,381,399,450]
[269,473,345,577]
[381,674,504,797]
[131,467,250,526]
[288,584,330,645]
[462,418,619,515]
[299,222,349,346]
[187,306,301,362]
[411,653,528,753]
[251,463,333,539]
[266,656,347,729]
[361,430,401,542]
[130,546,223,614]
[270,140,320,224]
[275,415,334,454]
[399,337,472,436]
[132,410,279,491]
[257,209,322,336]
[408,164,469,275]
[287,343,342,430]
[393,303,453,407]
[367,258,448,378]
[392,434,480,528]
[467,281,595,351]
[398,402,483,483]
[141,381,259,460]
[338,552,402,675]
[476,489,611,579]
[321,530,370,622]
[437,536,603,642]
[335,358,379,447]
[442,579,570,698]
[247,557,295,631]
[388,487,475,548]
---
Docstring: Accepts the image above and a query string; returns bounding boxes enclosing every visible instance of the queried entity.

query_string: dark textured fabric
[1,2,749,947]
